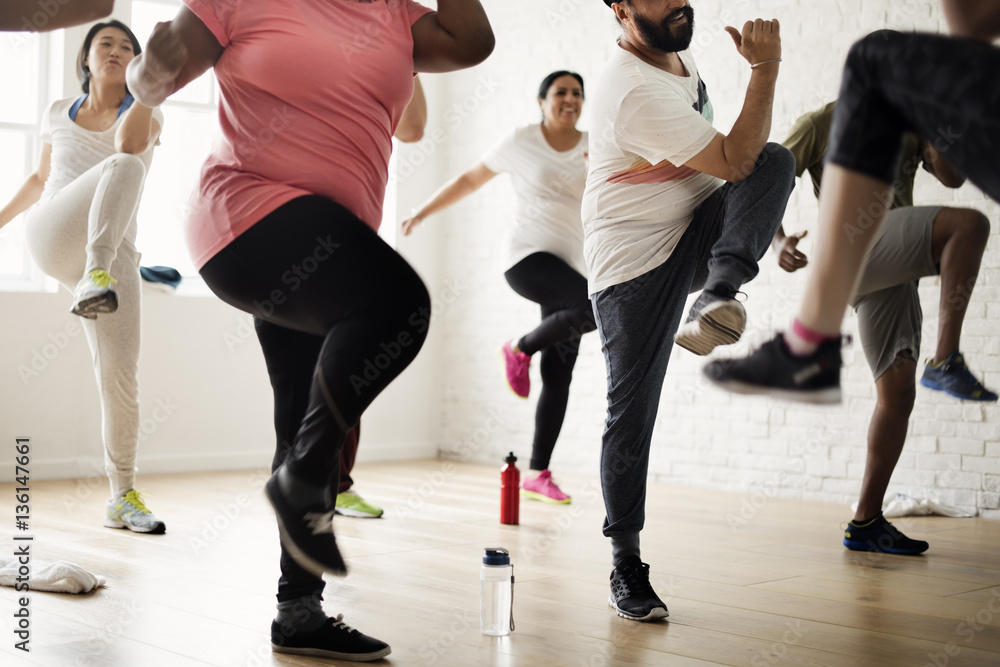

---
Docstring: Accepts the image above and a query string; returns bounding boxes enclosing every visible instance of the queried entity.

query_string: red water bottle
[500,452,520,525]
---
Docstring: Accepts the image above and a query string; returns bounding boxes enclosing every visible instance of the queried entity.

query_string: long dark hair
[77,20,142,94]
[537,70,585,101]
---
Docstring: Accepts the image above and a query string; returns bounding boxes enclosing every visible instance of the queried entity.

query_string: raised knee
[106,153,147,180]
[966,211,991,247]
[847,30,899,72]
[402,279,432,348]
[758,143,796,185]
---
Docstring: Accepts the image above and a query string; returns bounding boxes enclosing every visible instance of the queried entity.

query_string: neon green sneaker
[335,489,384,519]
[104,489,166,534]
[71,269,119,319]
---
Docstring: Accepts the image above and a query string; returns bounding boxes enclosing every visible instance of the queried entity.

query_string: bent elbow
[396,126,425,144]
[115,140,147,155]
[91,0,115,21]
[464,28,496,66]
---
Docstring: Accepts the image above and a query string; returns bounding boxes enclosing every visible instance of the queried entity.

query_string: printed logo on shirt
[694,77,714,123]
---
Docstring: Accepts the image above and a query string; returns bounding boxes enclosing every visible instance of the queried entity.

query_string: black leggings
[830,30,1000,201]
[504,252,596,471]
[201,195,430,602]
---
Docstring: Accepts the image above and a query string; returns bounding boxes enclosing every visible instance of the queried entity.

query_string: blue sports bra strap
[68,94,88,121]
[118,93,135,118]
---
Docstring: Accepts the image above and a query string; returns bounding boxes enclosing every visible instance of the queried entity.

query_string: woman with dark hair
[126,0,493,660]
[0,20,165,533]
[402,71,593,504]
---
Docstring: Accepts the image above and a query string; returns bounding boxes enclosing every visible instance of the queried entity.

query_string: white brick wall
[416,0,1000,517]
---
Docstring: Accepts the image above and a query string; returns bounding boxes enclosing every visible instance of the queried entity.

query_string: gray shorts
[850,206,941,379]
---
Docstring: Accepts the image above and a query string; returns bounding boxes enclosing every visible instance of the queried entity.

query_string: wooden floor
[1,461,999,667]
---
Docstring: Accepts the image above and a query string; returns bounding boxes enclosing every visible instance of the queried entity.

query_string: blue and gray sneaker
[104,489,166,534]
[843,513,928,555]
[920,351,997,402]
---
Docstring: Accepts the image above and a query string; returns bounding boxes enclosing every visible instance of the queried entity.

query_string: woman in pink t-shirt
[127,1,493,661]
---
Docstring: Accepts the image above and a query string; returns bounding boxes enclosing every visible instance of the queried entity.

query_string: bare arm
[401,162,497,235]
[1,0,112,32]
[921,142,966,188]
[684,19,781,183]
[395,76,427,143]
[126,7,223,107]
[941,0,1000,41]
[411,0,494,73]
[115,103,162,154]
[0,144,50,230]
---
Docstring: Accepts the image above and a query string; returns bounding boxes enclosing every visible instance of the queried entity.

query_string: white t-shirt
[582,45,722,294]
[39,97,163,198]
[481,124,589,277]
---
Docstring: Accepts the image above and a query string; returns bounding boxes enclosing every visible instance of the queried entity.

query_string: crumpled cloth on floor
[852,492,976,518]
[0,558,106,594]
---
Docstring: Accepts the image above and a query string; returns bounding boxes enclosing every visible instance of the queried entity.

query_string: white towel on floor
[851,492,976,518]
[0,558,106,594]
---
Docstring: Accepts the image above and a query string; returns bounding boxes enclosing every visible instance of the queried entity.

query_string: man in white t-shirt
[586,0,795,621]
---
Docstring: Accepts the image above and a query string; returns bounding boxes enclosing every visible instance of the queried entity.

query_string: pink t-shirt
[183,0,433,269]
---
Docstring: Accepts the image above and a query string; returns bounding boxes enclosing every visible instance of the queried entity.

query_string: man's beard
[633,5,695,53]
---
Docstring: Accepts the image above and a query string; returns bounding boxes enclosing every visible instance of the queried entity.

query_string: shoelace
[305,511,336,535]
[330,614,359,634]
[616,561,653,597]
[123,489,153,514]
[87,269,118,288]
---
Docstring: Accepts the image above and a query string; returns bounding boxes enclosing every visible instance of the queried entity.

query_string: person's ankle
[785,319,838,356]
[852,512,880,525]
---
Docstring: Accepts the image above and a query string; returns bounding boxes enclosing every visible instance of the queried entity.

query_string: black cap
[505,452,517,464]
[602,0,615,6]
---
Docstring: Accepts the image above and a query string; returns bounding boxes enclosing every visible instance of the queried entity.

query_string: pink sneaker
[521,470,571,504]
[500,340,531,398]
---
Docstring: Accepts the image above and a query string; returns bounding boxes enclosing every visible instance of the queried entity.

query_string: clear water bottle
[480,547,514,636]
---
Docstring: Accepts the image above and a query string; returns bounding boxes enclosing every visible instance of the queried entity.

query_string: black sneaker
[265,468,348,578]
[703,333,842,404]
[608,555,669,622]
[674,289,746,356]
[271,614,391,662]
[843,513,929,555]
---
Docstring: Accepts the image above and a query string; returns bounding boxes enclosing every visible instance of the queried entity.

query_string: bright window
[0,31,49,291]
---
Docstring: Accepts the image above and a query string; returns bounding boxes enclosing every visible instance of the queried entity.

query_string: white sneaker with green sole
[335,489,383,518]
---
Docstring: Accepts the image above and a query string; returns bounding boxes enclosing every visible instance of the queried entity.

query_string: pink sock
[784,319,833,356]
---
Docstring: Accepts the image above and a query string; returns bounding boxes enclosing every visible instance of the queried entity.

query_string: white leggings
[25,153,147,498]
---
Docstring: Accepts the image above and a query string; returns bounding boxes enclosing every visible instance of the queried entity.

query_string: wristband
[750,58,782,69]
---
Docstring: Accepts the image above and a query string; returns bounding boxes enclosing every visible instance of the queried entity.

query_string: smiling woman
[401,70,593,506]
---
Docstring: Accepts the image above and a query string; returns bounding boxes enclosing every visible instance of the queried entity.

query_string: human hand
[774,230,808,272]
[401,214,424,236]
[725,19,781,68]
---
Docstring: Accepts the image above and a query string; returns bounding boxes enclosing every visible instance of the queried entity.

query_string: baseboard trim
[0,440,440,482]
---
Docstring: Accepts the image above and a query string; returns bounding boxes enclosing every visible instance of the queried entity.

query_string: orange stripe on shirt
[608,158,699,185]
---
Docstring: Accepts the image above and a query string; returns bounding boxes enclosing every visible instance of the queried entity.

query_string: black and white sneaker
[265,467,348,578]
[703,333,842,404]
[674,289,746,356]
[271,614,391,662]
[608,555,669,622]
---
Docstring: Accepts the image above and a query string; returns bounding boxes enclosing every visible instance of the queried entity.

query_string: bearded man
[583,0,794,621]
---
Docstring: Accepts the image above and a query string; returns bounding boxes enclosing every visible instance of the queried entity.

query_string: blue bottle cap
[483,547,510,565]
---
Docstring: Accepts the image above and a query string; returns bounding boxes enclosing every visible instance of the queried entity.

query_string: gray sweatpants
[25,153,147,498]
[592,143,796,563]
